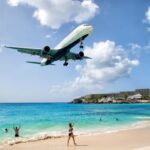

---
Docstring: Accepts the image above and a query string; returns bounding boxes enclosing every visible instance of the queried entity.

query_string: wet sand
[1,124,150,150]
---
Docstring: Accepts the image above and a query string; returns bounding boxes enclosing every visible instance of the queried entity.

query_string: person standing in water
[116,118,119,121]
[67,123,77,146]
[13,126,21,137]
[5,128,8,133]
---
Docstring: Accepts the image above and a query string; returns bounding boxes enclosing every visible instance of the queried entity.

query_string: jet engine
[41,46,50,56]
[76,51,84,59]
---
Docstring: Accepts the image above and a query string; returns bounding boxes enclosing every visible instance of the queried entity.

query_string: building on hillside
[135,89,150,96]
[128,93,142,100]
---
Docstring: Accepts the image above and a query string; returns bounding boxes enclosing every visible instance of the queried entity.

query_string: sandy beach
[1,124,150,150]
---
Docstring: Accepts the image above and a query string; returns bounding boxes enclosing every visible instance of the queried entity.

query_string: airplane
[5,24,93,66]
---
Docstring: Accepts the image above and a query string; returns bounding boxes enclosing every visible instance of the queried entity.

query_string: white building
[128,93,142,100]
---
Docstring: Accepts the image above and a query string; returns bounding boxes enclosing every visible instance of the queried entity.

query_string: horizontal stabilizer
[83,56,92,59]
[26,61,41,64]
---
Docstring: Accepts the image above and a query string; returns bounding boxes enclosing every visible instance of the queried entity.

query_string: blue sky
[0,0,150,102]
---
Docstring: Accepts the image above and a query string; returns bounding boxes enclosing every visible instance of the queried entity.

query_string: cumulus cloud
[128,43,141,57]
[128,42,150,55]
[145,6,150,32]
[146,6,150,24]
[49,40,139,100]
[7,0,99,29]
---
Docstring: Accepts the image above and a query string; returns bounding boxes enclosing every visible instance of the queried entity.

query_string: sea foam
[3,120,150,146]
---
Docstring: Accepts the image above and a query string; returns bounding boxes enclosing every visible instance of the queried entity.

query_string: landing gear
[80,45,84,49]
[63,57,68,66]
[80,39,84,49]
[63,61,68,66]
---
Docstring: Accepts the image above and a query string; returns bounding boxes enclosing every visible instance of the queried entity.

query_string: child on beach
[67,123,77,146]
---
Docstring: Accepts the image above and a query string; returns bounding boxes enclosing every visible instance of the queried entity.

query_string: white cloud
[128,43,141,57]
[7,0,99,29]
[145,6,150,32]
[49,40,139,100]
[0,44,5,52]
[147,27,150,32]
[143,41,150,52]
[128,42,150,54]
[45,34,51,38]
[146,6,150,24]
[129,43,141,50]
[45,31,57,38]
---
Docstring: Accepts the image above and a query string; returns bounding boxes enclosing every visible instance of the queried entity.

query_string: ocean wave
[0,121,150,146]
[136,116,150,120]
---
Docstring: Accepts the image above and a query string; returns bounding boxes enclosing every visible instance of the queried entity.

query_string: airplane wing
[5,46,41,56]
[5,46,91,66]
[5,46,57,57]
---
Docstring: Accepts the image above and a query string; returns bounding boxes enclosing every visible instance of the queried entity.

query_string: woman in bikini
[67,123,77,146]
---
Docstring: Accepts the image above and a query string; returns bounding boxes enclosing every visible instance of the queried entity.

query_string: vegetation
[70,92,150,104]
[142,94,150,100]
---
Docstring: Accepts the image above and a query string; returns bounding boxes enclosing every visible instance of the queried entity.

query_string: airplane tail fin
[26,61,41,64]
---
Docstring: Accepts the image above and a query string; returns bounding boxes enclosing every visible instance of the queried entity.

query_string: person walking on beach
[67,123,77,146]
[13,126,21,137]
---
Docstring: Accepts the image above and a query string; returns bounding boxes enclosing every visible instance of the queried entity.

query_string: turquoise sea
[0,103,150,143]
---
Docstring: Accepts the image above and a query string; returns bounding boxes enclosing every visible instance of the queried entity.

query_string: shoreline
[1,122,150,150]
[1,121,150,150]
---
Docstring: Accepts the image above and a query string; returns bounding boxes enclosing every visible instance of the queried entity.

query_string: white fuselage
[41,24,93,65]
[55,24,93,49]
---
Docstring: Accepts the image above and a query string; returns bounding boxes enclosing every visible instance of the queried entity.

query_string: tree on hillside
[142,94,149,100]
[124,94,128,101]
